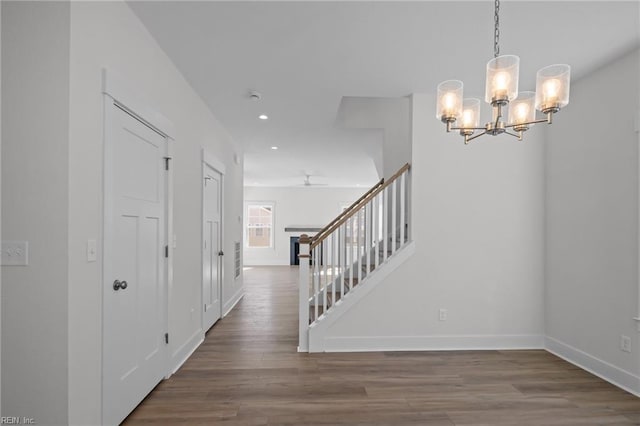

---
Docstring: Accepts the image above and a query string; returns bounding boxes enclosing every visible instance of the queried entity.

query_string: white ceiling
[129,1,640,187]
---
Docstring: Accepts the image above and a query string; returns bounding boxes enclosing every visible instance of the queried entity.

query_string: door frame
[202,149,225,330]
[101,69,175,422]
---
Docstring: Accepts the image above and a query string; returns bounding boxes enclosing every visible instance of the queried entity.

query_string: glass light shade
[508,91,536,126]
[461,98,481,128]
[436,80,463,122]
[485,55,520,103]
[535,64,570,112]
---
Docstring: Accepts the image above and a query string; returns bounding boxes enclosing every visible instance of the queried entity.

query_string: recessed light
[259,114,268,120]
[271,146,278,150]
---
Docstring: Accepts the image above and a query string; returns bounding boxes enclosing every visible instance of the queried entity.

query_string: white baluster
[314,245,319,322]
[391,179,397,254]
[323,240,328,316]
[331,232,336,309]
[340,223,345,297]
[357,209,363,285]
[348,215,354,292]
[298,234,310,351]
[374,194,380,270]
[383,187,389,262]
[400,172,406,248]
[365,202,371,276]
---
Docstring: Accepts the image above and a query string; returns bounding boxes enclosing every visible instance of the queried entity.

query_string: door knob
[113,280,128,291]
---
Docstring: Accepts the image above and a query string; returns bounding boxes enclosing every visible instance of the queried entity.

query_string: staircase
[297,163,412,352]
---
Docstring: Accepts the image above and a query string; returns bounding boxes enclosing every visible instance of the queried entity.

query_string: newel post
[298,234,311,352]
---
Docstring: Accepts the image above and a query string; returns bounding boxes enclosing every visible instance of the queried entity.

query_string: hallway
[124,266,640,425]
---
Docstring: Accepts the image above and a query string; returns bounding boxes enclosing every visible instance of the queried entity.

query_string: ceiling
[129,1,640,187]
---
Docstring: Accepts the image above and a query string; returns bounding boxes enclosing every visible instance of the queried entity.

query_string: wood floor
[124,266,640,425]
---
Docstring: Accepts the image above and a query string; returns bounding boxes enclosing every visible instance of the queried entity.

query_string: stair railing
[298,163,410,352]
[311,177,384,245]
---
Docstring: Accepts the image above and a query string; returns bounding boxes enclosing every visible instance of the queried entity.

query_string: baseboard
[223,287,245,317]
[545,336,640,397]
[323,334,544,352]
[169,328,203,375]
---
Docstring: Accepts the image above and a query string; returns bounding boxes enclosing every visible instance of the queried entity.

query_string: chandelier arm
[450,126,487,131]
[503,116,555,129]
[465,130,488,143]
[504,130,521,139]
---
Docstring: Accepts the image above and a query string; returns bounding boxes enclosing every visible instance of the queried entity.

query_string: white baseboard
[545,336,640,397]
[323,334,544,352]
[223,287,244,317]
[169,328,203,375]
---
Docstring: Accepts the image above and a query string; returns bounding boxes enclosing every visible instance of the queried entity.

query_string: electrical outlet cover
[1,241,29,266]
[621,335,632,353]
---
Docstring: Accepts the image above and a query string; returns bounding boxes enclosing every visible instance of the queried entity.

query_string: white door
[103,103,168,426]
[203,165,222,330]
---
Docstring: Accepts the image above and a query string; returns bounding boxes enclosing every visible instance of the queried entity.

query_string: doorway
[102,100,169,426]
[202,158,224,331]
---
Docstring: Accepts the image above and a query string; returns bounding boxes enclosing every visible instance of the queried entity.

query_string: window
[246,203,274,248]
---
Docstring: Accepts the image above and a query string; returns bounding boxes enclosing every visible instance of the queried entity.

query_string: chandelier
[436,0,570,144]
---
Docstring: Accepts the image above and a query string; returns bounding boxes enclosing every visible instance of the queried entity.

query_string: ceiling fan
[299,174,328,187]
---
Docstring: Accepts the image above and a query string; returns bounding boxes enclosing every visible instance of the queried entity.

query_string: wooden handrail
[309,163,410,249]
[310,177,384,244]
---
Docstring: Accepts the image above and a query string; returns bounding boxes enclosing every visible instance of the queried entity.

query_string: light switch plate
[2,241,29,266]
[87,239,97,262]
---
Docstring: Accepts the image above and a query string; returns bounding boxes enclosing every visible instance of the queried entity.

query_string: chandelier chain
[494,0,500,58]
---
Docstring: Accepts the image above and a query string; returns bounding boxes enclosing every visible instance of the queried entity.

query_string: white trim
[637,105,640,332]
[170,329,204,375]
[308,241,416,352]
[202,151,225,331]
[102,94,173,424]
[545,336,640,397]
[202,148,226,175]
[101,69,175,140]
[0,2,3,412]
[223,288,245,317]
[323,334,544,353]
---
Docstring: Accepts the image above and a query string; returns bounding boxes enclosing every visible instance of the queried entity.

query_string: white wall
[1,1,4,416]
[321,93,546,351]
[67,2,244,424]
[1,2,70,424]
[337,96,411,180]
[545,49,640,394]
[244,186,366,265]
[0,1,249,424]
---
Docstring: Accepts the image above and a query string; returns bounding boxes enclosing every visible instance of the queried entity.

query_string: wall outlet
[438,308,447,321]
[1,241,29,266]
[620,335,632,353]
